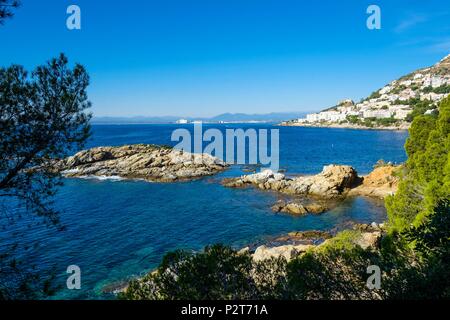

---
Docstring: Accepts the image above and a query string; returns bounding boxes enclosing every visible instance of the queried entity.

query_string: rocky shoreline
[223,164,397,262]
[279,121,410,131]
[244,222,385,262]
[223,165,361,199]
[55,144,228,182]
[110,221,384,295]
[222,164,400,215]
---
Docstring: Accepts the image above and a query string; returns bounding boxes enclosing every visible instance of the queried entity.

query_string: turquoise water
[0,124,408,299]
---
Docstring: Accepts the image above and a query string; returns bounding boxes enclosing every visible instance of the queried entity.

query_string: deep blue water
[0,124,408,299]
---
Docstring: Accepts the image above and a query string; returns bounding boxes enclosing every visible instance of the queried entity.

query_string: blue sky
[1,0,449,117]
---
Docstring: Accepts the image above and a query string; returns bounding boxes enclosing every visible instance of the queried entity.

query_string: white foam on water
[79,175,125,181]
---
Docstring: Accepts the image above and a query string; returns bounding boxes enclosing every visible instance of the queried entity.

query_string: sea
[0,124,409,299]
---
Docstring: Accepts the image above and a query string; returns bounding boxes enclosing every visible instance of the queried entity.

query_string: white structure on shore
[176,119,189,124]
[290,54,450,126]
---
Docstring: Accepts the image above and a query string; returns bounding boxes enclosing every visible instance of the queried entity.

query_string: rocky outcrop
[274,230,332,243]
[55,144,228,182]
[249,223,384,262]
[223,165,359,199]
[271,200,328,215]
[348,165,400,198]
[252,244,314,262]
[224,165,399,216]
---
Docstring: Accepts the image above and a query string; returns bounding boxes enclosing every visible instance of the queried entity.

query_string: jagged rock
[238,247,250,255]
[251,227,382,261]
[289,165,359,197]
[317,224,383,250]
[274,230,332,244]
[354,231,382,250]
[252,244,314,262]
[304,203,328,214]
[286,230,332,240]
[224,165,359,199]
[282,202,308,215]
[271,200,286,213]
[55,144,228,182]
[271,200,327,215]
[352,222,385,233]
[348,165,400,198]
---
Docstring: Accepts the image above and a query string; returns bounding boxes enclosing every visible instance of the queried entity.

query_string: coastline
[278,122,410,131]
[116,164,399,296]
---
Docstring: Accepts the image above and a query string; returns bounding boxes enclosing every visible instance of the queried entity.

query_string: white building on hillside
[363,109,392,119]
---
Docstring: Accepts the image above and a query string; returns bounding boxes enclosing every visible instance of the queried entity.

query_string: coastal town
[282,54,450,129]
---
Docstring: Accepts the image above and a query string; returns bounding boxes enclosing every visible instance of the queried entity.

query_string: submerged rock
[273,230,332,245]
[286,230,332,241]
[55,144,228,182]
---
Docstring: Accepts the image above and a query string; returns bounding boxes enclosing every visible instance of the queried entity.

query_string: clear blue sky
[1,0,449,117]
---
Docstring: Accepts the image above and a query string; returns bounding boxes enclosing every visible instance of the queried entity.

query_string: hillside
[283,54,450,129]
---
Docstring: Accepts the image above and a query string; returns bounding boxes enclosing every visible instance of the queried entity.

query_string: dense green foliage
[345,114,399,127]
[423,84,450,94]
[121,243,383,300]
[386,96,450,229]
[0,54,91,299]
[0,54,91,222]
[123,97,450,300]
[122,245,288,300]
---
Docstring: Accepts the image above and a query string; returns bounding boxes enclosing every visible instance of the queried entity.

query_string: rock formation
[224,164,399,216]
[55,144,228,182]
[252,244,314,262]
[271,200,328,215]
[223,165,360,199]
[348,165,400,198]
[273,230,332,244]
[249,223,384,262]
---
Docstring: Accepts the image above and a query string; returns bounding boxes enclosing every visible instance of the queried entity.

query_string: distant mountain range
[92,112,310,124]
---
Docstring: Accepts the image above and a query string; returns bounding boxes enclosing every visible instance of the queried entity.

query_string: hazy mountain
[92,112,309,124]
[91,116,180,124]
[208,112,309,122]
